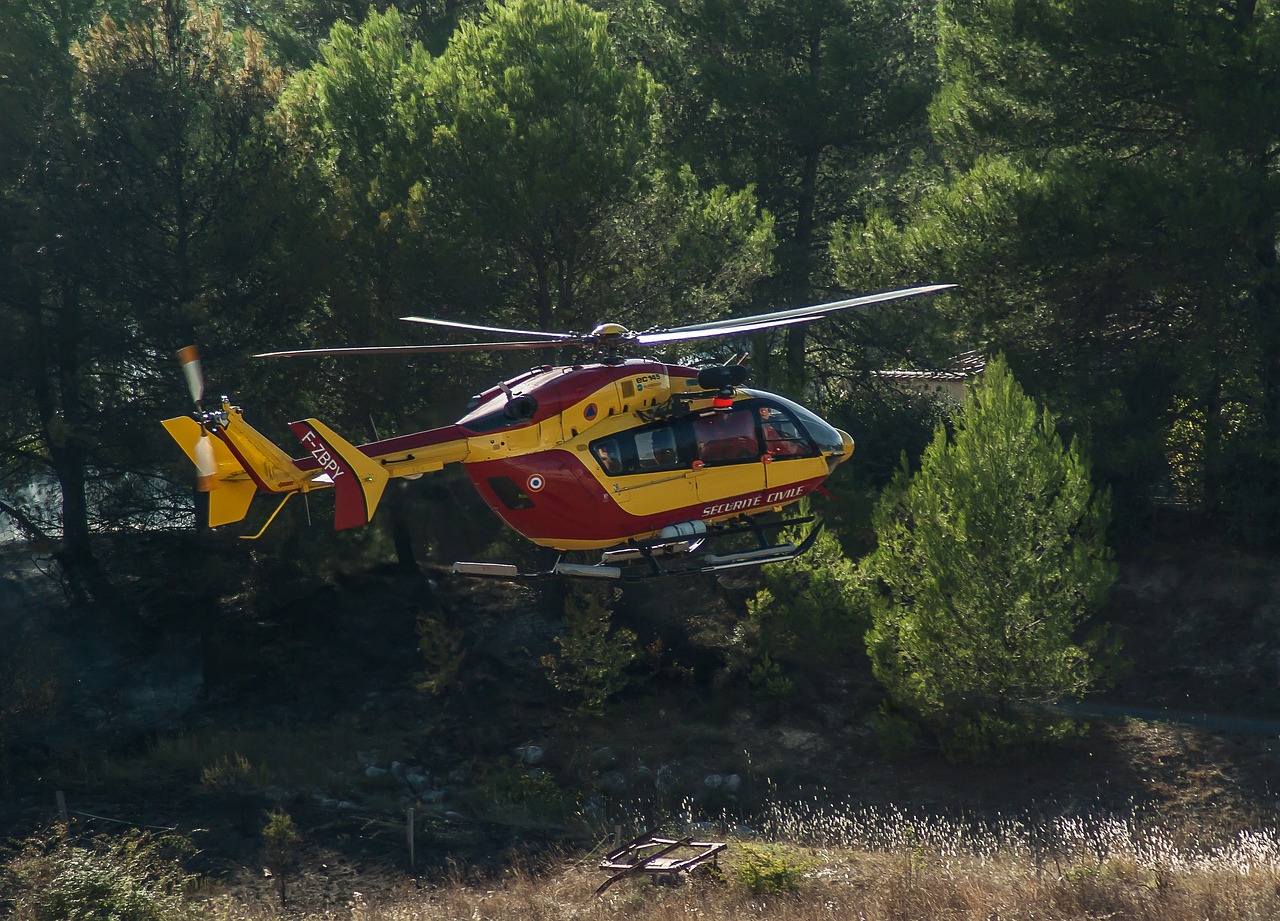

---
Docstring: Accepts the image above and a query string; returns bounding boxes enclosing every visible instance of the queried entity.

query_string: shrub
[416,610,466,696]
[469,760,574,824]
[728,843,816,896]
[200,752,264,792]
[0,827,202,921]
[542,585,637,715]
[744,500,867,670]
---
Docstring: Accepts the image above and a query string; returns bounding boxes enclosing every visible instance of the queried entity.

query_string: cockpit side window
[758,404,818,459]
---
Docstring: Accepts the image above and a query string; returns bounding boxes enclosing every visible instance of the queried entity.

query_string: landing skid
[453,515,821,581]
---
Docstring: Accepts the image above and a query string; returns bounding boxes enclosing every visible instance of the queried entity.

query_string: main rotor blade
[255,340,569,358]
[636,312,842,345]
[400,316,579,340]
[638,284,956,345]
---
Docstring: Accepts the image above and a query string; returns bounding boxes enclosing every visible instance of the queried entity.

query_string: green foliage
[0,0,292,599]
[416,610,467,696]
[666,0,937,388]
[836,0,1280,543]
[275,0,772,411]
[262,809,300,853]
[728,843,816,896]
[746,650,794,701]
[199,752,264,792]
[0,828,202,921]
[473,761,571,818]
[262,809,301,907]
[744,500,867,673]
[420,0,659,331]
[864,358,1119,759]
[542,585,637,715]
[597,163,775,331]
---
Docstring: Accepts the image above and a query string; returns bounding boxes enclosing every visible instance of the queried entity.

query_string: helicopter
[161,283,953,580]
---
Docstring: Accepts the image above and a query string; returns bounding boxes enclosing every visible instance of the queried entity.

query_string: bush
[542,585,637,715]
[200,752,264,792]
[728,843,816,896]
[416,610,466,696]
[744,500,867,670]
[0,827,202,921]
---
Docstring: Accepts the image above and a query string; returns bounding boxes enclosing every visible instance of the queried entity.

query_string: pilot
[760,406,805,457]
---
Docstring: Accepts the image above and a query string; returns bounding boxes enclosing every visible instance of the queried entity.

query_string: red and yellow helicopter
[162,284,952,579]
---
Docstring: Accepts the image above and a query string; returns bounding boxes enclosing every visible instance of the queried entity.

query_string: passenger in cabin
[596,443,622,474]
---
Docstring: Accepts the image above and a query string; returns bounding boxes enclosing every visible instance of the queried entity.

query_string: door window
[692,406,760,464]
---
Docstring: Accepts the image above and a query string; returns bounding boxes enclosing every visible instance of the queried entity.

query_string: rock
[364,766,389,779]
[581,797,606,823]
[356,750,381,769]
[516,744,545,766]
[589,746,620,770]
[404,770,432,793]
[598,771,628,796]
[778,727,821,753]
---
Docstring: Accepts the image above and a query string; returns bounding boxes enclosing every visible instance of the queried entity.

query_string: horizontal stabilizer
[161,416,258,527]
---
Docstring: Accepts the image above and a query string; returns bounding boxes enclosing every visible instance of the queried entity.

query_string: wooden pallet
[596,832,727,895]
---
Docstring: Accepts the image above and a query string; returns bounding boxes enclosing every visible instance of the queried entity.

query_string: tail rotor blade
[178,345,205,406]
[194,433,217,492]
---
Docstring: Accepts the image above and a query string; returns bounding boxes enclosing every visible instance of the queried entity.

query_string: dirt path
[1061,701,1280,736]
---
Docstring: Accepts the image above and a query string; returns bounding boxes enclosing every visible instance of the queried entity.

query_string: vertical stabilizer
[288,419,390,529]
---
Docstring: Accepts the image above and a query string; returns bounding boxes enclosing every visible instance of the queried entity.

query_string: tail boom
[163,399,470,532]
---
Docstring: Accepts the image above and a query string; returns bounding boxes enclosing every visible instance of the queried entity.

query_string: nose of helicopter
[836,429,855,464]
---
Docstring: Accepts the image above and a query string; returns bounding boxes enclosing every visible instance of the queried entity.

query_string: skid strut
[452,516,820,581]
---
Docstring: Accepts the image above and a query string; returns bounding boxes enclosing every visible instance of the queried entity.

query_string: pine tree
[864,357,1119,759]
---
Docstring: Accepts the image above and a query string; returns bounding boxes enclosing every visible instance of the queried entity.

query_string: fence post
[406,807,415,869]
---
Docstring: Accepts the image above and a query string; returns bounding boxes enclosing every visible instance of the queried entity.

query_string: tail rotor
[177,345,218,492]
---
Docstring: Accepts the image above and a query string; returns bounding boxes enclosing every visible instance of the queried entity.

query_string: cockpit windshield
[743,390,843,455]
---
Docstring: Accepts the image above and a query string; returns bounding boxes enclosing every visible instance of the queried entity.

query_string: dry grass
[199,806,1280,921]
